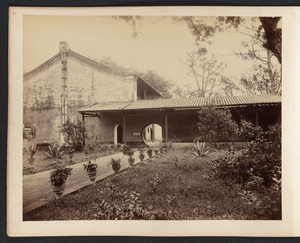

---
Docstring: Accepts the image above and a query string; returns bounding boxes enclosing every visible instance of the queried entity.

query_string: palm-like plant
[44,143,66,162]
[191,140,210,158]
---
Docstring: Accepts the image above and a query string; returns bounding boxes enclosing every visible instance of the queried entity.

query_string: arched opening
[142,123,163,147]
[114,125,123,145]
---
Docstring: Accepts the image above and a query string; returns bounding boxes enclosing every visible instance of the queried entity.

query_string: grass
[23,147,281,220]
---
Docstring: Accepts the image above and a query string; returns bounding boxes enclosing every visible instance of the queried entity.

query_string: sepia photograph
[22,14,282,221]
[7,6,298,237]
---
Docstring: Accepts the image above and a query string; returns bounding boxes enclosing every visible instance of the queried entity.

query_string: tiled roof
[23,47,162,97]
[68,50,127,77]
[78,101,132,113]
[23,53,61,79]
[79,94,281,113]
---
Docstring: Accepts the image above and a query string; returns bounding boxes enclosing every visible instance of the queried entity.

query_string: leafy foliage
[197,107,238,144]
[175,16,281,64]
[44,143,66,160]
[210,122,281,190]
[62,118,87,151]
[25,148,280,221]
[107,158,121,173]
[83,161,98,172]
[149,174,161,193]
[128,157,135,166]
[191,140,211,158]
[122,145,134,157]
[49,166,73,187]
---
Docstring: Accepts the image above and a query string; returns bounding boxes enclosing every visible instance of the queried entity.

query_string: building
[23,41,161,143]
[79,94,281,145]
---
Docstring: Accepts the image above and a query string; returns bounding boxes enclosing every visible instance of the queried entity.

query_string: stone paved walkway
[23,151,146,214]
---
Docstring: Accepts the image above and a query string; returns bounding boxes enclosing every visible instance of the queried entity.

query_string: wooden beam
[165,112,168,143]
[123,112,126,145]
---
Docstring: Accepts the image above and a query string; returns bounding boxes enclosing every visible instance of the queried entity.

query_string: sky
[23,15,279,93]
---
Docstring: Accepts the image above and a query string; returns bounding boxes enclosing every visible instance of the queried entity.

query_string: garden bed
[24,147,281,220]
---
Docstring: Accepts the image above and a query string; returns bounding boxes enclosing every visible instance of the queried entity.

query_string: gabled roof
[79,94,281,113]
[23,45,162,97]
[23,53,61,79]
[68,50,127,77]
[79,101,132,112]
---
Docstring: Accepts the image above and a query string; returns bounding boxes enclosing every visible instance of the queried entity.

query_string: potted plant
[122,145,135,166]
[49,166,72,198]
[107,158,121,173]
[84,161,98,183]
[139,148,145,162]
[147,148,153,158]
[128,156,135,166]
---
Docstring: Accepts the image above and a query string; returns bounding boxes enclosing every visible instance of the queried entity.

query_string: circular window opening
[142,123,163,147]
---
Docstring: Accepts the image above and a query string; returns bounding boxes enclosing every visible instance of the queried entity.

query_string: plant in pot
[138,147,145,162]
[153,148,159,156]
[127,148,135,166]
[122,145,135,166]
[128,155,135,166]
[107,158,121,173]
[84,161,98,184]
[49,166,72,199]
[147,148,153,159]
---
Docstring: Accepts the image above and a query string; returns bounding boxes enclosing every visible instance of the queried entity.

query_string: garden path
[23,151,145,214]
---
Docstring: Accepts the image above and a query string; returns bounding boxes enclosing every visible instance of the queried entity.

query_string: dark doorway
[117,125,123,143]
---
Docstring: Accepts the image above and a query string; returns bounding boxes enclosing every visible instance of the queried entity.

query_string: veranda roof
[79,94,281,113]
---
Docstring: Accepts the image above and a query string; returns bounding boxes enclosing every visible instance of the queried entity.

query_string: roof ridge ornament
[59,41,70,55]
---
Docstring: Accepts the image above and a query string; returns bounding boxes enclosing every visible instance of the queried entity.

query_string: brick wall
[23,55,137,143]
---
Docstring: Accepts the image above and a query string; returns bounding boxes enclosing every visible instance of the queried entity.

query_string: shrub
[197,107,238,145]
[210,122,281,190]
[61,118,86,151]
[238,119,263,142]
[209,149,249,186]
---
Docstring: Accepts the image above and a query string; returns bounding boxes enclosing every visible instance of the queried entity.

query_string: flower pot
[86,170,97,182]
[128,157,135,166]
[139,154,145,161]
[51,183,66,199]
[112,165,121,173]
